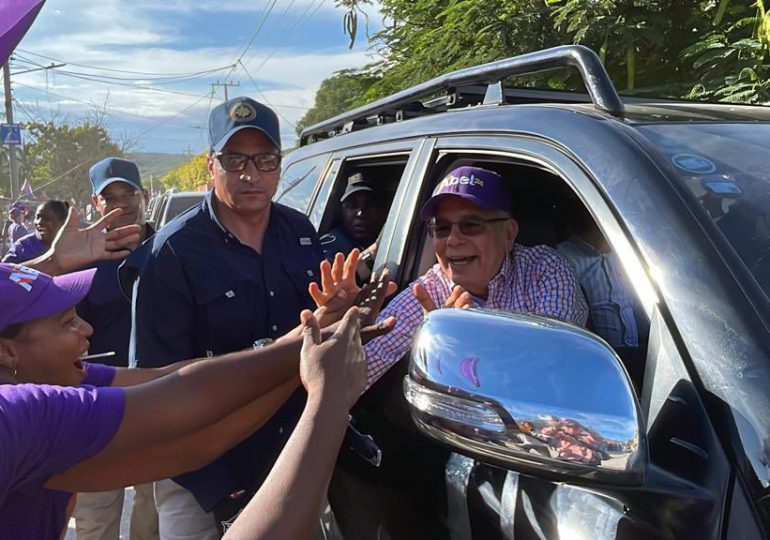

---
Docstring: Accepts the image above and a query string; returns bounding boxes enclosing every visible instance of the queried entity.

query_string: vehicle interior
[328,152,653,540]
[317,155,407,259]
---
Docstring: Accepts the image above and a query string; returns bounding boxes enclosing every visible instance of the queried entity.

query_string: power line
[13,80,209,129]
[135,90,215,138]
[16,48,235,78]
[242,0,299,67]
[238,60,296,129]
[245,0,324,76]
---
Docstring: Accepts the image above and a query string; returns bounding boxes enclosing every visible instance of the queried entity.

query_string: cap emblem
[230,102,257,123]
[8,266,39,292]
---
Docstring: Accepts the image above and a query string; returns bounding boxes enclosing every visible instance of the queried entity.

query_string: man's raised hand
[413,283,472,315]
[299,307,366,408]
[44,207,142,273]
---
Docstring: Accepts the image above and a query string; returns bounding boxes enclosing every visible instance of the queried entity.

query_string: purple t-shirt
[2,232,47,264]
[0,384,125,539]
[81,362,117,387]
[7,223,29,245]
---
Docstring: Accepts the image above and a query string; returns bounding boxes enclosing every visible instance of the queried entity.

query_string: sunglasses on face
[216,152,281,173]
[427,217,509,239]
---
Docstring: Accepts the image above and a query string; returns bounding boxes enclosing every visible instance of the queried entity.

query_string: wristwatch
[252,338,274,350]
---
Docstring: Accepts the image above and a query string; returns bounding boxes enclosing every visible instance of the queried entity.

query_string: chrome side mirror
[404,309,646,485]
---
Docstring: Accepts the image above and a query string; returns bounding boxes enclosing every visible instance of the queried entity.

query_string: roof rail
[300,45,623,146]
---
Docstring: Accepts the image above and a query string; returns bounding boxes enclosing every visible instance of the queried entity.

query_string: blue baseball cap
[209,97,281,152]
[0,263,96,332]
[420,166,512,220]
[89,157,142,195]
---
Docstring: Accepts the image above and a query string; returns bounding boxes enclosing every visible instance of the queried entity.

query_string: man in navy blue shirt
[128,97,323,536]
[73,157,159,540]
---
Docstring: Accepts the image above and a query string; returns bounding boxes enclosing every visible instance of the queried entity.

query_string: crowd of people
[0,94,649,540]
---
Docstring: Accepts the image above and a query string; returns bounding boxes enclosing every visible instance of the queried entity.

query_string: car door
[377,132,739,539]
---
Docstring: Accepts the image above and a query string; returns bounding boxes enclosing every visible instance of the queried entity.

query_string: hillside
[126,152,189,193]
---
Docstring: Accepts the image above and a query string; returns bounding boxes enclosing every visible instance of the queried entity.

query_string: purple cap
[420,166,512,220]
[0,263,96,332]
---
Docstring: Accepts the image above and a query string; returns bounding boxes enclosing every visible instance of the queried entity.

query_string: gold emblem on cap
[230,102,257,123]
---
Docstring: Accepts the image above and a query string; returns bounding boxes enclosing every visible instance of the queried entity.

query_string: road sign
[0,123,21,145]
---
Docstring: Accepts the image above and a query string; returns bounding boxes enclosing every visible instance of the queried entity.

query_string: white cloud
[10,0,384,152]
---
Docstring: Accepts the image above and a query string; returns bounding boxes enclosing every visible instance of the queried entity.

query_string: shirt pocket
[281,252,320,304]
[196,281,256,354]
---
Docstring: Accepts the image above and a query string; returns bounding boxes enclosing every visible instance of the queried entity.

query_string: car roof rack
[300,45,623,146]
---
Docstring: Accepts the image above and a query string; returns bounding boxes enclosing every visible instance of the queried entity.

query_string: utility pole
[3,61,19,199]
[2,61,64,199]
[211,81,240,102]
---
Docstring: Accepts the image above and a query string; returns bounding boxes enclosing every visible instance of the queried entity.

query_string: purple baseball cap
[0,263,96,333]
[420,166,512,220]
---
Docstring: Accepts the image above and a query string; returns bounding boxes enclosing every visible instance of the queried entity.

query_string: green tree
[296,68,380,135]
[160,152,210,192]
[22,121,123,206]
[362,0,565,102]
[682,0,770,103]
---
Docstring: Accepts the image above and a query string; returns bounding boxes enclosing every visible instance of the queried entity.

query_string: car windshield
[637,124,770,297]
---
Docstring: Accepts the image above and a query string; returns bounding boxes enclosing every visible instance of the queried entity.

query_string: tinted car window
[276,154,328,213]
[638,124,770,297]
[166,194,204,219]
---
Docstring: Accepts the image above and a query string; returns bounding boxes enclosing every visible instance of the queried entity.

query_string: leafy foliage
[22,121,123,206]
[295,68,380,136]
[159,152,210,192]
[682,1,770,103]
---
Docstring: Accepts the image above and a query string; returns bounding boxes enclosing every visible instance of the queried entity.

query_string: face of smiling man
[431,197,518,298]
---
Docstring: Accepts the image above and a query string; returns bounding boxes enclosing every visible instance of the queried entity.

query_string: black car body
[279,46,770,539]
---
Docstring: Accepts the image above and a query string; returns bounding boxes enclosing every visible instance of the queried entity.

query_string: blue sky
[11,0,383,153]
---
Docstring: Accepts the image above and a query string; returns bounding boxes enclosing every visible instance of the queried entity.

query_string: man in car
[329,166,588,540]
[321,172,393,274]
[365,165,588,386]
[73,156,158,540]
[128,96,325,536]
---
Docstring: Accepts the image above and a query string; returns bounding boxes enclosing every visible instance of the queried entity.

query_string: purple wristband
[81,362,117,387]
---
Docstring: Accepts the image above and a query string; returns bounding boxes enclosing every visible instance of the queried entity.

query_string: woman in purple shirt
[3,200,69,263]
[0,258,390,539]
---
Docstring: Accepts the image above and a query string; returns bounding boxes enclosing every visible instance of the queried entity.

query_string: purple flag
[0,0,46,66]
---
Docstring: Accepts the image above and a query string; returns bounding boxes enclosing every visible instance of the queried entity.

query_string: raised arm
[22,207,141,275]
[224,308,365,539]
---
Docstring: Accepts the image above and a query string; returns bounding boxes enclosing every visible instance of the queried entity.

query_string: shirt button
[278,427,284,435]
[269,290,275,297]
[271,324,278,332]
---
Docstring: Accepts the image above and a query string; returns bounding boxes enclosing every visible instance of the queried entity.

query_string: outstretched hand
[42,207,142,273]
[300,307,366,408]
[412,283,472,315]
[354,269,397,344]
[309,249,397,326]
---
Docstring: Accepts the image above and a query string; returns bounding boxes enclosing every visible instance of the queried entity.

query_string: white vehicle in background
[150,189,206,230]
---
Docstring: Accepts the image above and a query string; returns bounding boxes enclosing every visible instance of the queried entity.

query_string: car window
[164,194,204,223]
[637,124,770,298]
[412,151,651,391]
[276,154,329,213]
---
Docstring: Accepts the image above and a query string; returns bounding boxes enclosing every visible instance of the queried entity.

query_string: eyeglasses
[427,217,509,239]
[99,189,141,206]
[216,152,281,173]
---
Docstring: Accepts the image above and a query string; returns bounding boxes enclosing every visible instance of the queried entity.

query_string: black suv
[279,46,770,539]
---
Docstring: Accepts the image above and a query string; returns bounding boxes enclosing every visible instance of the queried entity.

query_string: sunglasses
[216,152,281,173]
[427,217,509,239]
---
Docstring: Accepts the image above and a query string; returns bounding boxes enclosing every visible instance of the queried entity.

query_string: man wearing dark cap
[127,97,323,536]
[73,156,158,540]
[321,171,392,273]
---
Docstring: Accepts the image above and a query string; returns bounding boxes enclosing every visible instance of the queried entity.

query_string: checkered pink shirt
[365,244,588,386]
